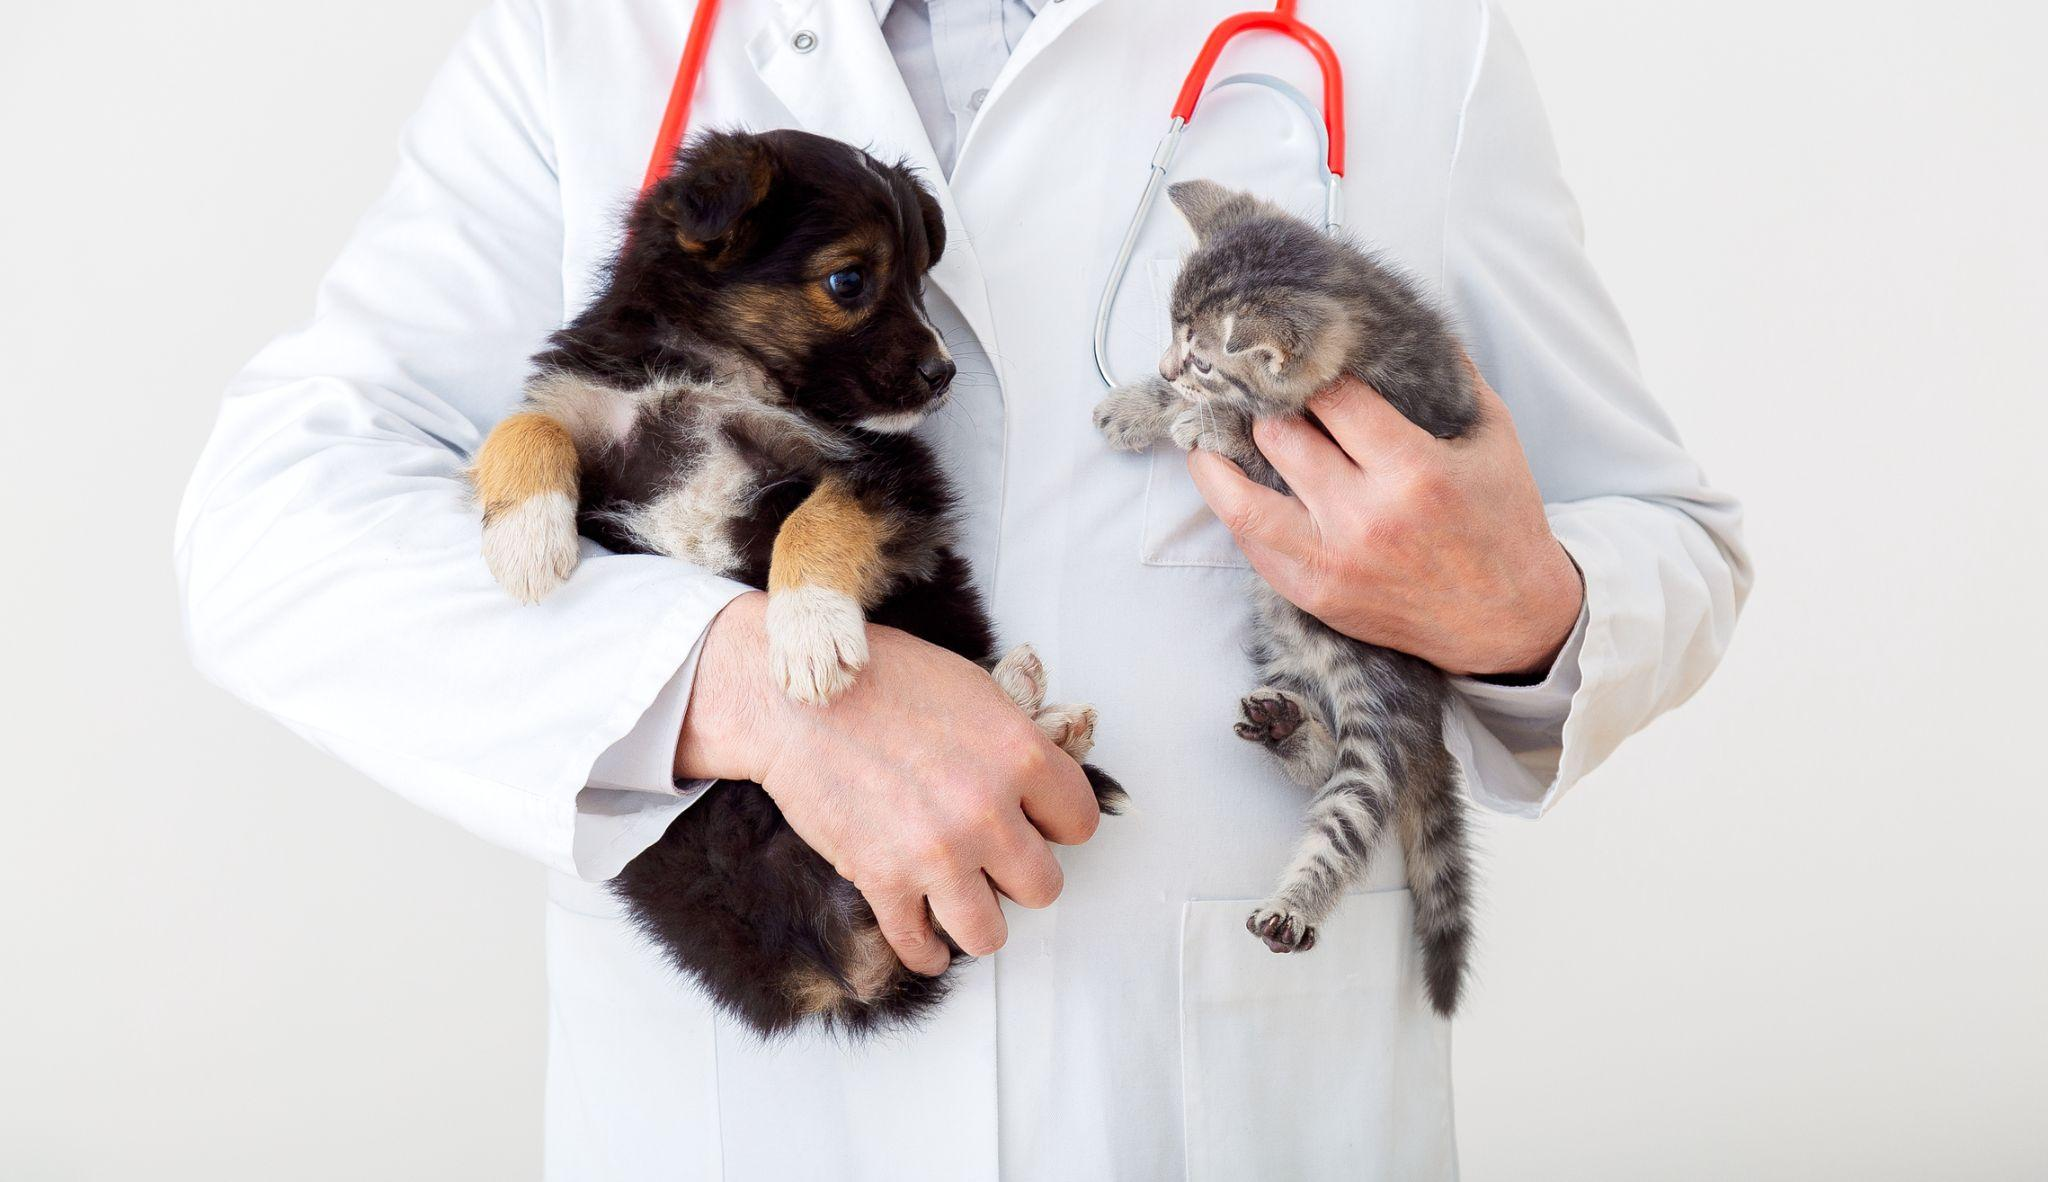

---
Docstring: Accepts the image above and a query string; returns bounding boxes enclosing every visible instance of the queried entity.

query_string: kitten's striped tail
[1399,739,1474,1018]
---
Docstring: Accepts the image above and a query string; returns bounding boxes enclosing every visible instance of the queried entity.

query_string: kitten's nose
[1158,350,1184,381]
[918,356,956,393]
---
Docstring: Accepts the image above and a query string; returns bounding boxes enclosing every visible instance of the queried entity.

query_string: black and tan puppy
[468,130,1123,1036]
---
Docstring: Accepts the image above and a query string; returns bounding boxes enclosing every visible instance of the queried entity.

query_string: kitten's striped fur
[1094,180,1478,1015]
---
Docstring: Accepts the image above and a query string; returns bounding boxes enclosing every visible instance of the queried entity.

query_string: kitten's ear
[1222,311,1302,376]
[654,132,777,251]
[1168,179,1259,240]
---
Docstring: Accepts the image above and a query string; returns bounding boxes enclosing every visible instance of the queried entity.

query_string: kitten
[1093,179,1477,1016]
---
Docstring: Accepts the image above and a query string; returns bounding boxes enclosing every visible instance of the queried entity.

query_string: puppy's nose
[918,356,956,393]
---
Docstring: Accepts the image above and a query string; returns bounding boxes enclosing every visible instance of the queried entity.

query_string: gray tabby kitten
[1093,179,1478,1015]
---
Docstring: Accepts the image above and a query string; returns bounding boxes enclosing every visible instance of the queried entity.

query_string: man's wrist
[673,591,777,783]
[1475,542,1585,680]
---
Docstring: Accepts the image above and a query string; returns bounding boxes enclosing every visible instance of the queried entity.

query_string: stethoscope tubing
[630,0,1348,391]
[1092,71,1345,389]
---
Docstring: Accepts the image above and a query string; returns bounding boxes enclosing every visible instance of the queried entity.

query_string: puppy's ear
[1168,179,1260,241]
[657,132,777,251]
[912,179,946,267]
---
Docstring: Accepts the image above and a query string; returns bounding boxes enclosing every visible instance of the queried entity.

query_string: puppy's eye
[1189,355,1213,375]
[825,268,866,300]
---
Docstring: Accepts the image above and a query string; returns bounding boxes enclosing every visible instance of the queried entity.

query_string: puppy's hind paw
[1034,703,1098,762]
[992,644,1048,714]
[1247,904,1318,954]
[767,586,869,705]
[482,493,580,604]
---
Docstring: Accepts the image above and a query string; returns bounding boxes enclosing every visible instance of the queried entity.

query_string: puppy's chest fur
[552,369,953,591]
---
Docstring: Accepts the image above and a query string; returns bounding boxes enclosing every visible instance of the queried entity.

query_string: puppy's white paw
[1034,703,1098,762]
[482,493,579,604]
[992,644,1048,714]
[767,586,869,705]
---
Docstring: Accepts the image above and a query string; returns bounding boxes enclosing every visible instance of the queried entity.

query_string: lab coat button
[791,30,818,53]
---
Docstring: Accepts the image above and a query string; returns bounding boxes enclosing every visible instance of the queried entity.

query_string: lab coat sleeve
[1437,1,1753,817]
[173,0,749,879]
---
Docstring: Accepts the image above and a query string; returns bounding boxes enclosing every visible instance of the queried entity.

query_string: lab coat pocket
[1140,258,1252,569]
[1179,892,1457,1181]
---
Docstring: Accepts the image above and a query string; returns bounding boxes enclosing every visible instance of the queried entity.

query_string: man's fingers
[1247,414,1353,515]
[986,826,1065,910]
[1018,743,1100,846]
[1307,376,1433,463]
[928,872,1008,959]
[870,888,951,977]
[1186,448,1316,558]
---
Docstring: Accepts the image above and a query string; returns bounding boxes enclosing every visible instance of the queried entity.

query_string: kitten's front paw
[1247,904,1318,954]
[1168,408,1209,452]
[766,586,869,705]
[1092,383,1174,452]
[482,493,580,604]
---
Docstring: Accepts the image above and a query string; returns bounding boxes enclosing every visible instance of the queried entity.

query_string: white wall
[3,2,2042,1178]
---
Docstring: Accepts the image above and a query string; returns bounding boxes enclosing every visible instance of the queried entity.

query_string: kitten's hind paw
[1234,689,1305,745]
[1235,688,1336,786]
[1247,905,1318,954]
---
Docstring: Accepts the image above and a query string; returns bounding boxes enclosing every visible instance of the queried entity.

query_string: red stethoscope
[636,0,1347,387]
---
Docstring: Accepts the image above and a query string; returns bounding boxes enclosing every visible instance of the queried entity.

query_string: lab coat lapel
[950,0,1107,177]
[746,0,1004,362]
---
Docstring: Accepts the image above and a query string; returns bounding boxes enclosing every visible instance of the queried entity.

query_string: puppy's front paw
[1247,904,1318,954]
[482,493,579,604]
[1092,383,1174,452]
[767,586,868,705]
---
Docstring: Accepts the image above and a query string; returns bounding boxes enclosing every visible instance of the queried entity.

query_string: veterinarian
[176,0,1749,1177]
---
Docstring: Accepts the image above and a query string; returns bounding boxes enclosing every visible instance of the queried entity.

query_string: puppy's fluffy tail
[471,411,581,603]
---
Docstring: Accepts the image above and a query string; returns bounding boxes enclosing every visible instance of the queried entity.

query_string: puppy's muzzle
[918,355,956,395]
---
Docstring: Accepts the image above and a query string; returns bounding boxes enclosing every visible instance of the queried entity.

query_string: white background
[3,1,2044,1177]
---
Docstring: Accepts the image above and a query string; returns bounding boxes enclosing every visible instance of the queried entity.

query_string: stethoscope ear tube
[1093,118,1187,389]
[1092,74,1346,389]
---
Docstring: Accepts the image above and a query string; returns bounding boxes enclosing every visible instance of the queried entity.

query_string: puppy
[468,130,1124,1036]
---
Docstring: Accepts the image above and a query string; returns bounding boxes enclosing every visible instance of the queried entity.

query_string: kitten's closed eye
[1189,356,1212,375]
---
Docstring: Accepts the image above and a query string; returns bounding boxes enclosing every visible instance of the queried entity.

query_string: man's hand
[674,592,1100,975]
[1185,368,1584,679]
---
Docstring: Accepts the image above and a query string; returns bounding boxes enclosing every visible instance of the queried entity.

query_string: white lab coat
[174,0,1750,1177]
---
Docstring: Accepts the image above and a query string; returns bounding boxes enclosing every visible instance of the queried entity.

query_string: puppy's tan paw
[767,586,868,705]
[482,493,579,604]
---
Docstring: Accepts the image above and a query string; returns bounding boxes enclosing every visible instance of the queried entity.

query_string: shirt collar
[870,0,1050,23]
